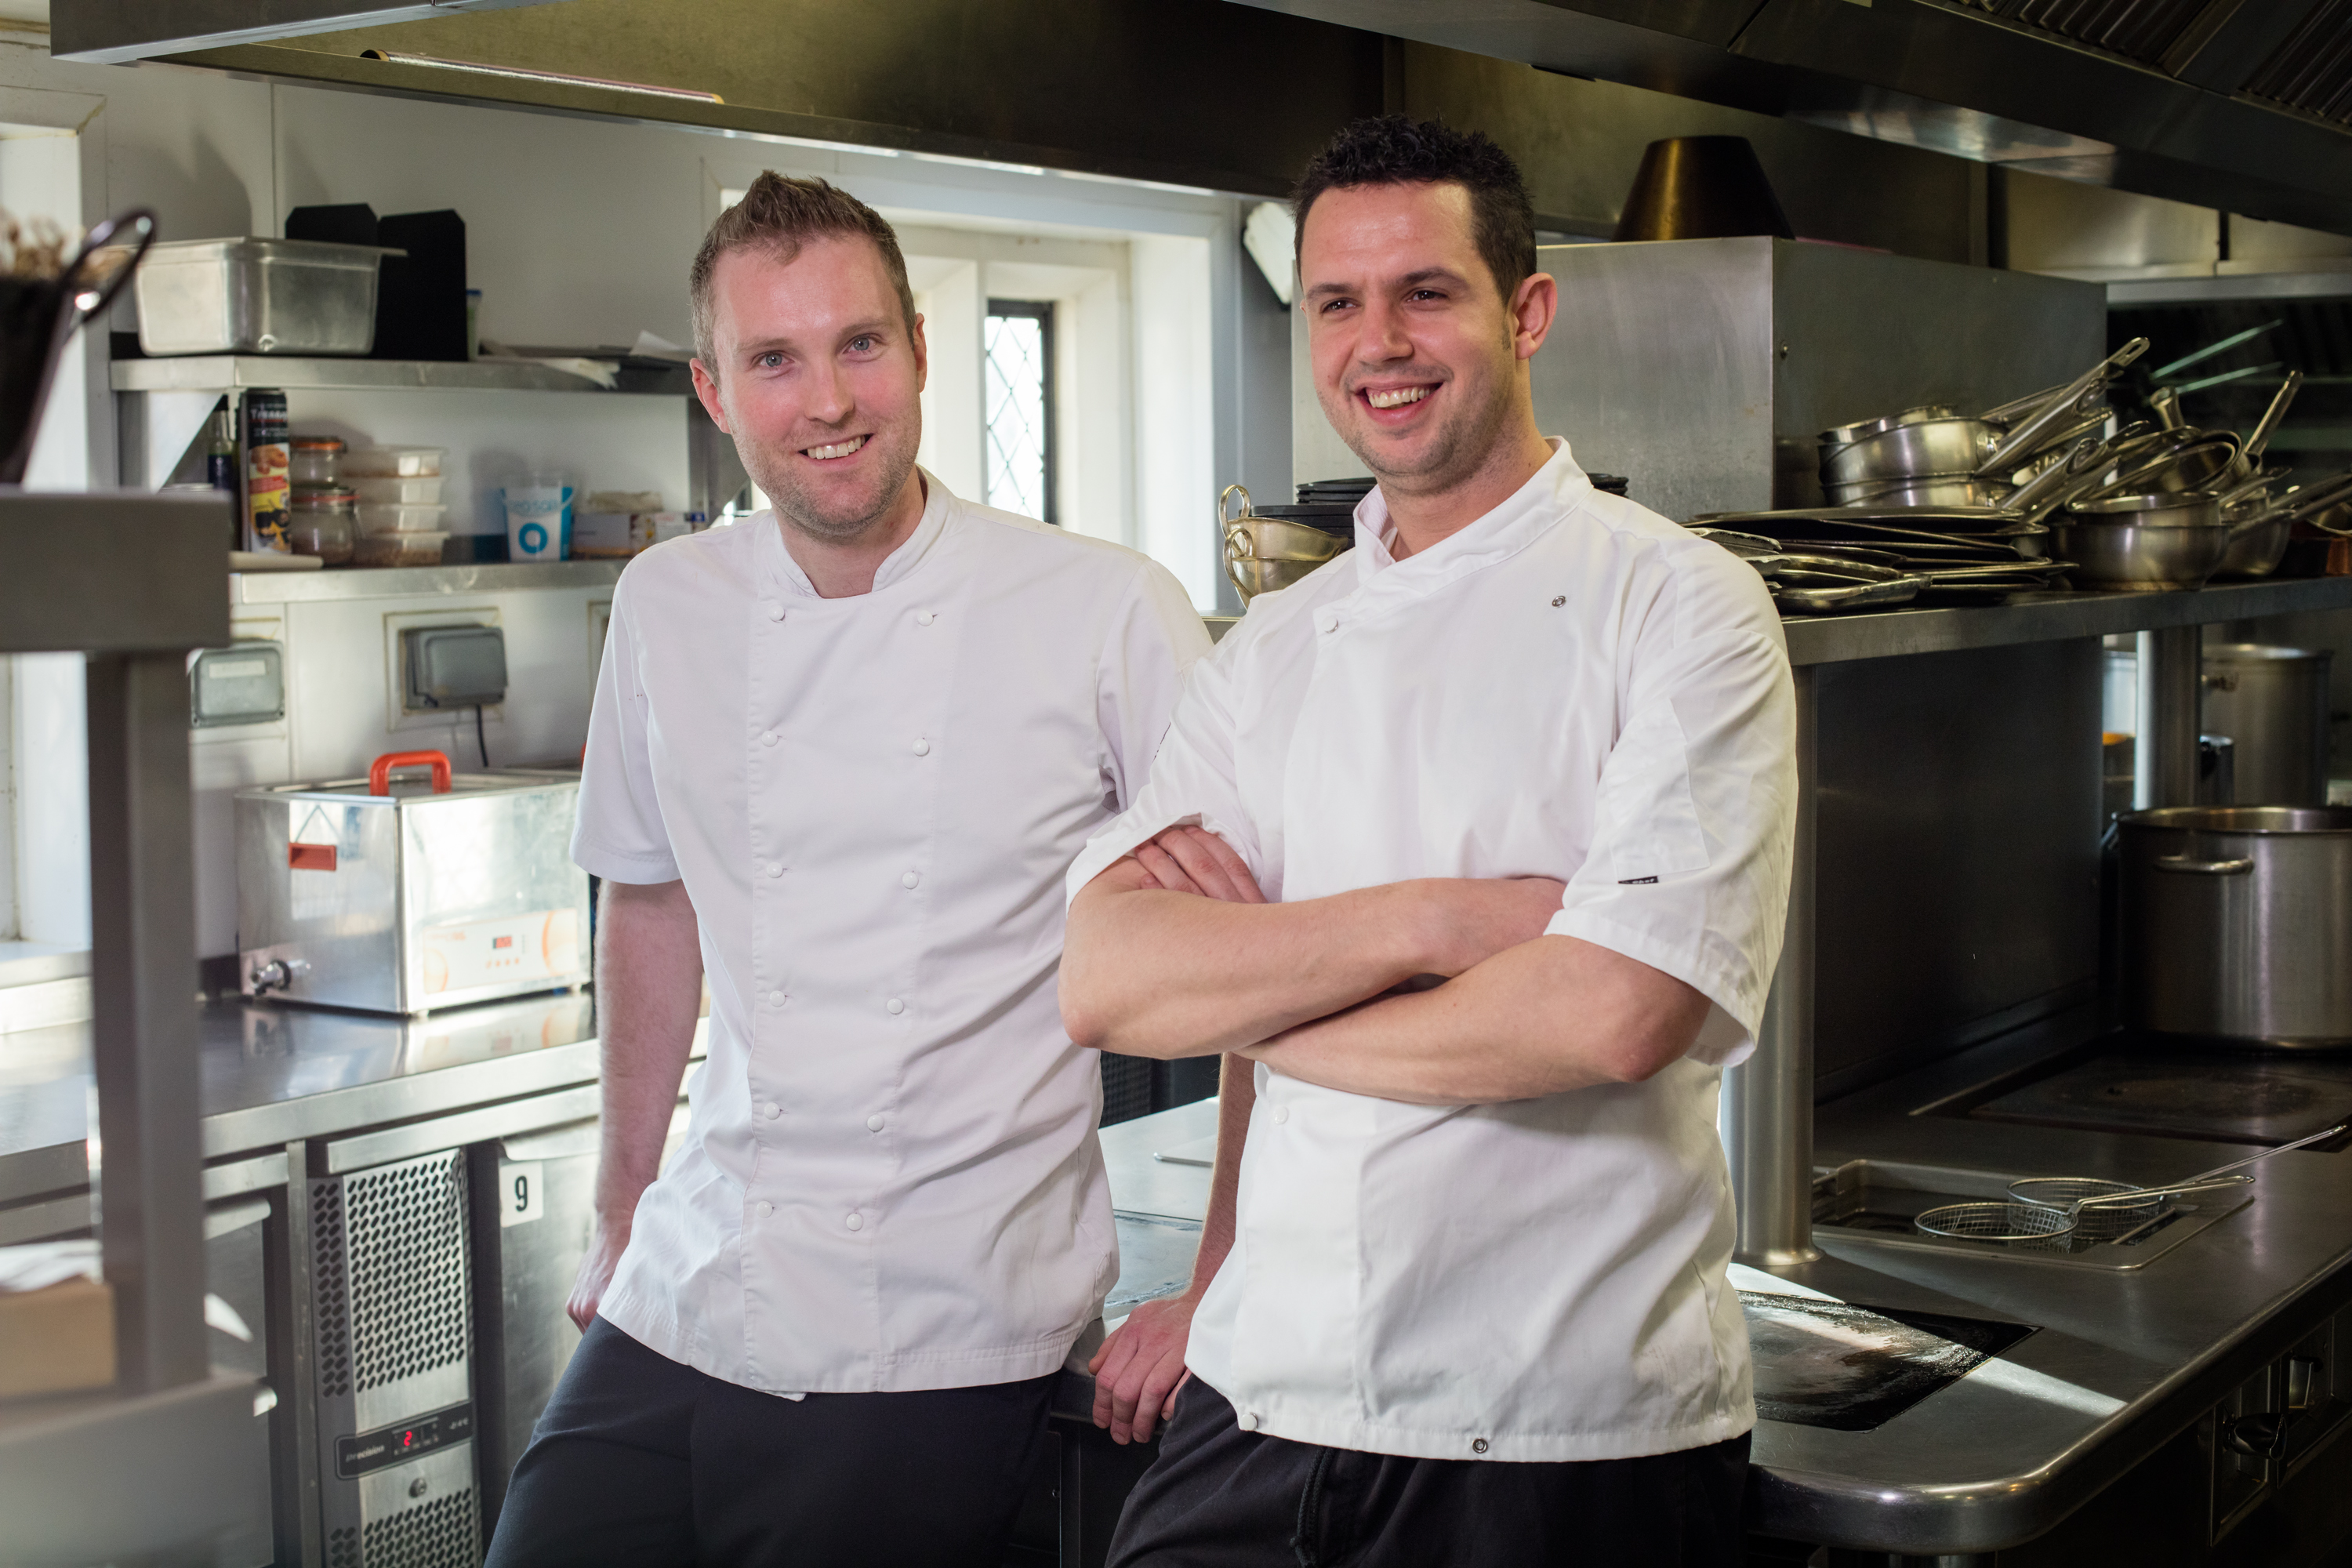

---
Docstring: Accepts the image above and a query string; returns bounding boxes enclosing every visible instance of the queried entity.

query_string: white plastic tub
[350,475,445,506]
[342,446,445,478]
[358,502,448,535]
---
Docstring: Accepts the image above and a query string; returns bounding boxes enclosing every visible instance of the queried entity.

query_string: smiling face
[1300,180,1551,500]
[691,234,927,543]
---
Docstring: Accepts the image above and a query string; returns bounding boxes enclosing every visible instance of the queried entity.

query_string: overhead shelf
[1783,573,2352,666]
[111,354,695,395]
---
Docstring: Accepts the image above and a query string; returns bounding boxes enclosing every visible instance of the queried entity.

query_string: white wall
[1131,232,1215,607]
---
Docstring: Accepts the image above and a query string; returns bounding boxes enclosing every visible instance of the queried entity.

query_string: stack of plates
[1686,526,2072,611]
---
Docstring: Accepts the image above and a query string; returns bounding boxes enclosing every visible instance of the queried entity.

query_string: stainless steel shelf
[229,557,629,604]
[111,354,695,395]
[1783,575,2352,666]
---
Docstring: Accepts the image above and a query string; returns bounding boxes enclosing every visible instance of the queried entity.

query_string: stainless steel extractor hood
[50,0,566,64]
[1219,0,2352,237]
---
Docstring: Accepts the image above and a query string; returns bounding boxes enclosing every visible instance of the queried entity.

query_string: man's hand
[566,1214,634,1332]
[1089,1292,1198,1444]
[1132,825,1265,903]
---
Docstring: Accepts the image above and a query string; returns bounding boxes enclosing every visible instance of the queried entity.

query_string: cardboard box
[0,1278,114,1400]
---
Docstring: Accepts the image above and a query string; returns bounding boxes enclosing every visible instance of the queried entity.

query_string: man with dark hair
[483,171,1209,1568]
[1066,118,1795,1566]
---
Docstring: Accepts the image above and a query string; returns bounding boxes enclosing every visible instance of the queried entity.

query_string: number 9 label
[499,1160,546,1228]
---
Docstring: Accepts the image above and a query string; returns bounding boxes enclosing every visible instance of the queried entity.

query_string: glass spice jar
[289,436,346,488]
[287,485,357,564]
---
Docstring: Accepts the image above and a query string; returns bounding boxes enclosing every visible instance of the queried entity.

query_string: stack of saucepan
[1220,481,1359,603]
[1697,341,2352,609]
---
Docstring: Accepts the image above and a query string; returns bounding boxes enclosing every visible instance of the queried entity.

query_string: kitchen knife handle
[370,749,452,795]
[2154,855,2254,876]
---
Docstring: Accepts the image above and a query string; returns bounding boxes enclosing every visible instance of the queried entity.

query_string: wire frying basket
[2003,1177,2164,1241]
[1915,1174,2252,1247]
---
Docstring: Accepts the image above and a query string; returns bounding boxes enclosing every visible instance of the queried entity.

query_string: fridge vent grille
[361,1486,480,1568]
[1101,1052,1154,1126]
[327,1525,358,1568]
[2245,0,2352,127]
[311,1181,352,1399]
[346,1151,470,1392]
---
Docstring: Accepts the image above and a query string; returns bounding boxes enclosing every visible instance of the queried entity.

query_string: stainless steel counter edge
[112,354,695,396]
[230,559,628,602]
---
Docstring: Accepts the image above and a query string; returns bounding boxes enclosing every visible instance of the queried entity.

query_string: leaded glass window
[984,299,1056,524]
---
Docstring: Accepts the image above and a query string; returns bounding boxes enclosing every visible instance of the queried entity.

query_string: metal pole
[85,650,207,1392]
[1726,664,1821,1269]
[2135,626,2201,808]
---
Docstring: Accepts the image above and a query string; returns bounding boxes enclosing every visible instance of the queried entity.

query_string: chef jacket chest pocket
[1595,700,1711,882]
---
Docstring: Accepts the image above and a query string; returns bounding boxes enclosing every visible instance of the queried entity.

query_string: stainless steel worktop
[1094,1031,2352,1557]
[0,990,630,1210]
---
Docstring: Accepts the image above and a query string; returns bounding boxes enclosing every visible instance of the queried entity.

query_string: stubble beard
[1327,368,1515,501]
[745,423,922,546]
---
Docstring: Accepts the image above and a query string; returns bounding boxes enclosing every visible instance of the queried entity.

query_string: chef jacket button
[755,1200,774,1219]
[1472,1438,1489,1455]
[901,871,920,889]
[911,737,931,756]
[844,1212,864,1232]
[760,730,779,747]
[767,862,786,878]
[916,610,936,626]
[1237,1410,1260,1432]
[1272,1105,1290,1124]
[762,601,784,622]
[768,990,786,1008]
[885,997,906,1015]
[866,1114,885,1132]
[1318,612,1339,633]
[762,1102,782,1120]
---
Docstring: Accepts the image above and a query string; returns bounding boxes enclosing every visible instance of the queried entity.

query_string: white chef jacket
[575,470,1208,1394]
[1068,441,1796,1461]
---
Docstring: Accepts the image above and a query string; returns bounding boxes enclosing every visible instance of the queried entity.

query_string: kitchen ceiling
[1217,0,2352,237]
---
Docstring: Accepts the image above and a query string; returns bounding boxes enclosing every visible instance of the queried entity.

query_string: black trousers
[1105,1380,1751,1568]
[483,1318,1056,1568]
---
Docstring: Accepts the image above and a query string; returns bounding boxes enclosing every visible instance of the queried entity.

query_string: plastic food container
[132,238,401,358]
[357,502,448,535]
[289,437,345,487]
[342,446,445,478]
[288,486,357,564]
[354,530,448,568]
[350,475,445,506]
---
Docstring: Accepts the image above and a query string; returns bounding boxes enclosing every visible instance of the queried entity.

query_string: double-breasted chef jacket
[1068,441,1798,1463]
[574,470,1209,1395]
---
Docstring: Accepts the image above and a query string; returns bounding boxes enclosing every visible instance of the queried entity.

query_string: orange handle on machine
[369,750,453,796]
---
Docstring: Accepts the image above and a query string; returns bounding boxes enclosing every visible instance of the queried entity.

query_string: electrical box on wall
[190,641,285,728]
[401,624,507,711]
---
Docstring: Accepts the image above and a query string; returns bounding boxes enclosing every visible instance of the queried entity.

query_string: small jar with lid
[289,436,346,488]
[288,486,357,564]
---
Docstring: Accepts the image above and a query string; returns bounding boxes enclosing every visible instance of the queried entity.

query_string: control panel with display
[335,1402,477,1478]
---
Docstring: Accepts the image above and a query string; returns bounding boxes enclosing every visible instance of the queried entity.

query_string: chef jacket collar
[1350,438,1591,600]
[759,464,952,600]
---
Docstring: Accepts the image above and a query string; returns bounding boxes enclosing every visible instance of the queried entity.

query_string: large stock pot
[2118,806,2352,1049]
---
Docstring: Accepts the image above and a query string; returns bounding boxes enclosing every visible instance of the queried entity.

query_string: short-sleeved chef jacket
[575,471,1209,1395]
[1067,441,1798,1462]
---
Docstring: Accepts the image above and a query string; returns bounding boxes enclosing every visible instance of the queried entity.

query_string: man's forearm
[592,880,705,1223]
[1184,1056,1253,1295]
[1062,854,1565,1062]
[1241,933,1712,1105]
[1062,866,1436,1060]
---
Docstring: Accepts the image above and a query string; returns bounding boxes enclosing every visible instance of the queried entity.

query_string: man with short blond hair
[484,172,1209,1568]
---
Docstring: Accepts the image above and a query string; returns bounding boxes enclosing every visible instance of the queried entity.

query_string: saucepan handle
[2154,854,2253,876]
[369,750,453,796]
[59,208,156,330]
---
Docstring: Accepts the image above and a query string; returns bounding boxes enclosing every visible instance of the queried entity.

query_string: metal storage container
[134,237,400,357]
[2202,643,2332,807]
[237,751,590,1014]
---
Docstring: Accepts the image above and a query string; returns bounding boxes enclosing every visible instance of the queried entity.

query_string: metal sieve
[1915,1176,2253,1246]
